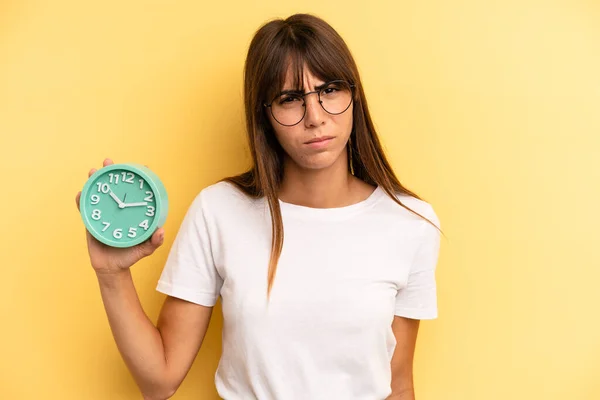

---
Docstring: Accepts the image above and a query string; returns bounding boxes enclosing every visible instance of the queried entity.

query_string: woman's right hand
[75,158,165,275]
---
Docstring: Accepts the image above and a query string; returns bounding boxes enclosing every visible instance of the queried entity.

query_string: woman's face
[266,67,354,171]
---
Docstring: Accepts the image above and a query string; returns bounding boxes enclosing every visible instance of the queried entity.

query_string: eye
[323,87,339,95]
[277,95,302,105]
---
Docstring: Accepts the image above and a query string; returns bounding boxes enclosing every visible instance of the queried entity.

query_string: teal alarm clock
[79,163,168,248]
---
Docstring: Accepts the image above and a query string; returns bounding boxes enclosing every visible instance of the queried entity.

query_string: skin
[271,65,376,208]
[74,66,420,400]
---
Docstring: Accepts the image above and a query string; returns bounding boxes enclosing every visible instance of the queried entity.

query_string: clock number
[128,227,137,238]
[91,209,101,220]
[139,179,144,189]
[109,173,120,184]
[144,191,154,202]
[90,194,100,205]
[122,172,135,183]
[102,222,111,231]
[146,206,155,217]
[113,228,123,239]
[96,183,110,193]
[139,219,149,230]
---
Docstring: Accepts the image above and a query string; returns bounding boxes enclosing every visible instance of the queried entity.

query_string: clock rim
[79,163,166,248]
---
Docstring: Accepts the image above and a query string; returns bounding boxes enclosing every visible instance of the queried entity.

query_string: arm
[386,316,420,400]
[96,270,213,400]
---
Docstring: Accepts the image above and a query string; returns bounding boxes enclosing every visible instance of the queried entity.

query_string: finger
[75,191,81,211]
[138,228,165,255]
[88,168,97,178]
[152,227,165,247]
[137,229,164,258]
[103,158,113,167]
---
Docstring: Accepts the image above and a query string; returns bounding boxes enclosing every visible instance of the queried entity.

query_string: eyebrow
[279,81,330,96]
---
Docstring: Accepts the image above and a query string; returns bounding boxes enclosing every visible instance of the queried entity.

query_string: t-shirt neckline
[278,185,384,221]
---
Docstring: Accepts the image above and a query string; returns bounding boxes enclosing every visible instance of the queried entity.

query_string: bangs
[262,29,355,103]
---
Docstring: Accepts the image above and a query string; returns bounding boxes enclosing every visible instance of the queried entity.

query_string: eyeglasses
[264,80,355,126]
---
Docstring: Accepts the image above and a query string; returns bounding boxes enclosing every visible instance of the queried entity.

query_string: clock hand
[109,189,125,207]
[122,202,149,208]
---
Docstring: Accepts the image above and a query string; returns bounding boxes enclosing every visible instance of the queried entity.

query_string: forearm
[96,270,173,399]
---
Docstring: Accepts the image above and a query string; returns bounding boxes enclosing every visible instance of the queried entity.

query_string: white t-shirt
[156,181,441,400]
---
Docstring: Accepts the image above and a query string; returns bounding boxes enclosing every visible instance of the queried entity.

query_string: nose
[303,92,326,128]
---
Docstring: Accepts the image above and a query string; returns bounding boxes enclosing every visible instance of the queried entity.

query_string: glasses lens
[320,81,353,115]
[271,94,305,126]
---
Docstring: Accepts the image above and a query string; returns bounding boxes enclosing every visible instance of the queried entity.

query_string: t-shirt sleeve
[156,191,223,307]
[394,207,441,320]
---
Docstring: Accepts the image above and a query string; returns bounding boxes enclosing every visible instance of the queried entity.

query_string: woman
[76,13,442,400]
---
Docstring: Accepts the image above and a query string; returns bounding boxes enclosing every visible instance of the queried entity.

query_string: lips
[305,136,335,144]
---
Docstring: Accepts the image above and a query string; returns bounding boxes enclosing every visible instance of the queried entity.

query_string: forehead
[281,62,325,90]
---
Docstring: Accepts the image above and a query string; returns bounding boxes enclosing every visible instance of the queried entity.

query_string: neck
[278,152,360,208]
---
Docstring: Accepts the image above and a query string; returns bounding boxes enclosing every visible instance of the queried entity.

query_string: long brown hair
[221,13,442,298]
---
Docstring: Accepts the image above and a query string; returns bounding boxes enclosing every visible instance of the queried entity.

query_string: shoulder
[186,180,261,219]
[197,180,250,202]
[377,188,441,238]
[395,192,440,227]
[379,191,442,268]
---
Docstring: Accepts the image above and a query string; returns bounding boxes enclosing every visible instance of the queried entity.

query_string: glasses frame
[263,79,356,127]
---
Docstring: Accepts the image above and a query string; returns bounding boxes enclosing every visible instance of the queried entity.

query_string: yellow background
[1,0,599,399]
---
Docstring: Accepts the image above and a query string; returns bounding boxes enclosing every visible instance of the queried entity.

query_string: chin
[294,151,343,171]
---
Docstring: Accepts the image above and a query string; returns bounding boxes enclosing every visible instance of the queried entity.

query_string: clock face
[82,167,159,246]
